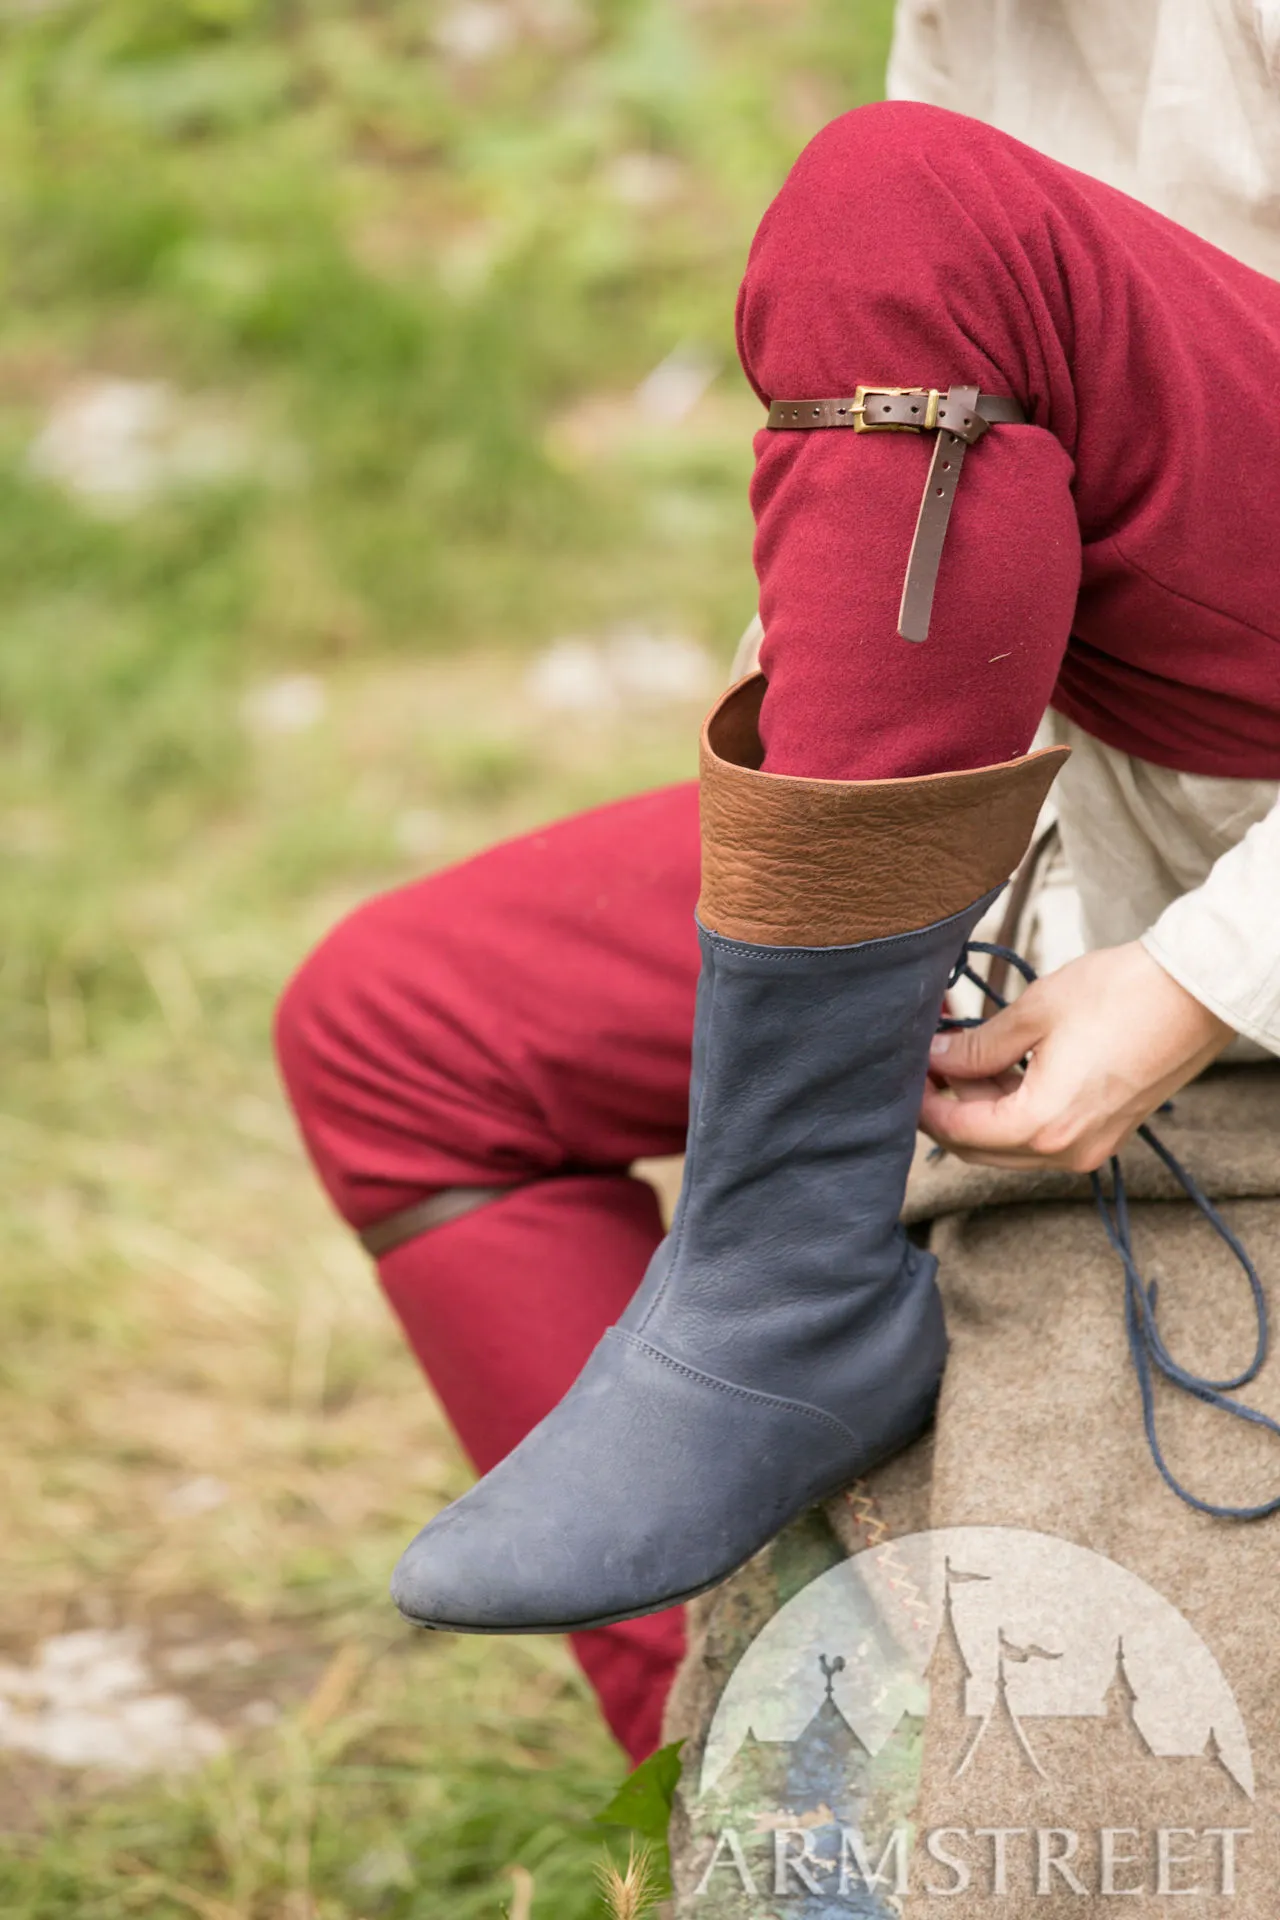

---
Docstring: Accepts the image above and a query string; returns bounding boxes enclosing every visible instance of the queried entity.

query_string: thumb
[929,997,1041,1080]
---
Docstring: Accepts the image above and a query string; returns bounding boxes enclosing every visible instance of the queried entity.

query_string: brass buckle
[853,385,940,433]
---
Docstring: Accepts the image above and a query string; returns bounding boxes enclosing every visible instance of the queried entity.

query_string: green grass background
[1,2,892,1913]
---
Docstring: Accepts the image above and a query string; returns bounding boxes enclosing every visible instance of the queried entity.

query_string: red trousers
[742,103,1280,781]
[276,106,1280,1762]
[278,787,702,1761]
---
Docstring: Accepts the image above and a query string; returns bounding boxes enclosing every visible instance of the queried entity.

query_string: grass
[0,1,893,1913]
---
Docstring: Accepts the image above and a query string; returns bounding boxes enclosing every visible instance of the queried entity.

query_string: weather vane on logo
[819,1652,846,1703]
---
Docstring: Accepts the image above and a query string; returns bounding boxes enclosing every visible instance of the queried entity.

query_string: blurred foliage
[0,0,892,1056]
[0,2,892,1912]
[2,1693,624,1917]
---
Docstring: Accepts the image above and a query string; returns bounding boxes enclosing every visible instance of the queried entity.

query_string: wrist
[1133,939,1235,1058]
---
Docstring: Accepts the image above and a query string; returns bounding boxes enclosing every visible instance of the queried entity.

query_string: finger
[933,1144,1048,1170]
[937,1069,1024,1101]
[929,999,1041,1081]
[918,1097,1047,1169]
[919,1136,1036,1174]
[918,1076,1040,1153]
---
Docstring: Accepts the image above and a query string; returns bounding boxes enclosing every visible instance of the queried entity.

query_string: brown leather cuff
[697,674,1069,947]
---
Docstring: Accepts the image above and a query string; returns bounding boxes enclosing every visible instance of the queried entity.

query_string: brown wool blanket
[664,1066,1280,1917]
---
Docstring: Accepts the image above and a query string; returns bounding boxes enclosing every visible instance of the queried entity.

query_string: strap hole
[936,486,945,496]
[941,461,951,470]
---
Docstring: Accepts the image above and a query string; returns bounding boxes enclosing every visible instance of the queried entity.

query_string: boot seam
[699,887,1001,963]
[608,1326,860,1450]
[632,951,719,1338]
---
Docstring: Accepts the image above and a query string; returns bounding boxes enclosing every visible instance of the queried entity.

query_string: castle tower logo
[690,1528,1253,1908]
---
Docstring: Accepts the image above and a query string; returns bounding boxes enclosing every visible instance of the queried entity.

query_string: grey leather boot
[391,676,1066,1633]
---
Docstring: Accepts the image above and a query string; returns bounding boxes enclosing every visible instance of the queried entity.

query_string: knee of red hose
[274,914,376,1224]
[273,889,484,1229]
[737,99,1049,409]
[275,875,564,1230]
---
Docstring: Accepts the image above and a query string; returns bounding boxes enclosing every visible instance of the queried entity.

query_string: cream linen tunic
[736,0,1280,1052]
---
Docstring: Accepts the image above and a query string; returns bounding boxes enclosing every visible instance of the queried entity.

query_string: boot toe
[391,1499,563,1632]
[389,1327,884,1633]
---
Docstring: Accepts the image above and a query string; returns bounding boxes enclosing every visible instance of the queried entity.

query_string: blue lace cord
[941,940,1280,1521]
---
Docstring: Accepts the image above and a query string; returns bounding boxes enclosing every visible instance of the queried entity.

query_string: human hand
[919,941,1234,1172]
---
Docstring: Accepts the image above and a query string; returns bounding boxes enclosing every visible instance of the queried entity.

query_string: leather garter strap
[359,1185,515,1258]
[766,386,1030,643]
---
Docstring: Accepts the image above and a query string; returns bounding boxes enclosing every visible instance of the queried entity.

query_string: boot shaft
[625,675,1069,1414]
[625,899,996,1408]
